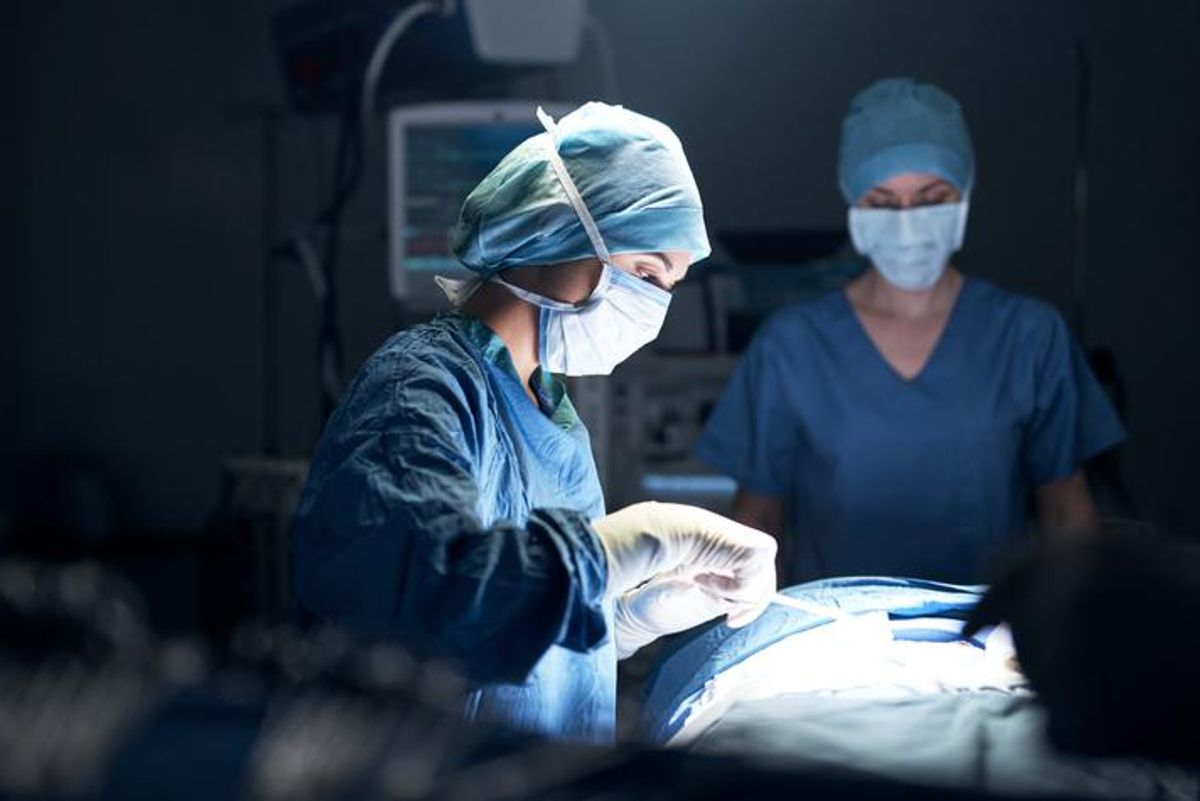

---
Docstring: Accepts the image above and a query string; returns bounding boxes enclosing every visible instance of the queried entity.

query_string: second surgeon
[698,78,1126,584]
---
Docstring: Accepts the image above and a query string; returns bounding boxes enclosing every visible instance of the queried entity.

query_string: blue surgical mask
[848,200,970,291]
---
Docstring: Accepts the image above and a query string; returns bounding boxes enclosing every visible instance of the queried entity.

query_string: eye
[631,260,666,285]
[634,268,669,291]
[917,193,952,207]
[862,191,899,209]
[915,185,959,207]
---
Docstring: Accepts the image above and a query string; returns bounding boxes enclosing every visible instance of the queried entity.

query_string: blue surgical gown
[293,312,615,742]
[696,277,1126,584]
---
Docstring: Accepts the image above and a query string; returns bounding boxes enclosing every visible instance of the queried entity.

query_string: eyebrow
[868,181,953,199]
[917,180,954,194]
[647,252,674,272]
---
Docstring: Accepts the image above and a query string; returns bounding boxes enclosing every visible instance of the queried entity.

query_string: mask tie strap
[490,274,582,312]
[536,106,614,269]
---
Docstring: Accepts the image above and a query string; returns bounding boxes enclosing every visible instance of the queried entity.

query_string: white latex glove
[614,570,742,658]
[591,502,777,627]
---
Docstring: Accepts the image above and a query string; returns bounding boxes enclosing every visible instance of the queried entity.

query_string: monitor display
[387,102,574,303]
[402,124,540,273]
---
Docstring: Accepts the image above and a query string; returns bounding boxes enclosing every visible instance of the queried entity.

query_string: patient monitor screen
[392,121,541,293]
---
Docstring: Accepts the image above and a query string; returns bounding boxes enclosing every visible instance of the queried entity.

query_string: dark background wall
[2,8,19,521]
[7,1,1200,536]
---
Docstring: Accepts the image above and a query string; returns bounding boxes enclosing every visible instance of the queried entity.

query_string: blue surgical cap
[837,77,975,204]
[451,102,710,276]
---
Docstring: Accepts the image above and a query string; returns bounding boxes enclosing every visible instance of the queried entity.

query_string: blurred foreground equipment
[2,559,1058,800]
[210,456,310,633]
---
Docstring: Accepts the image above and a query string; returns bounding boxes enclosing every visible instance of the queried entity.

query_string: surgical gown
[293,312,615,742]
[696,277,1126,583]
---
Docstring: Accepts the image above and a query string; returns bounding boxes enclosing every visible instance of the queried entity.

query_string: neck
[461,282,541,394]
[855,266,962,320]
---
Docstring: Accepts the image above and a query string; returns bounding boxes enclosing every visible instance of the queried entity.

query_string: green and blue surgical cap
[837,77,975,204]
[451,101,710,276]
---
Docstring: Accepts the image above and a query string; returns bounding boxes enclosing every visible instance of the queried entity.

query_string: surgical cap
[451,102,710,276]
[837,77,975,204]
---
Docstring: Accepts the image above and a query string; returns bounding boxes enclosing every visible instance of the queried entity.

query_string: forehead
[870,171,954,194]
[619,250,691,270]
[662,250,692,271]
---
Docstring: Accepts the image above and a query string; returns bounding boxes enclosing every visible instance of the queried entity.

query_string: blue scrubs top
[696,277,1126,584]
[293,312,615,743]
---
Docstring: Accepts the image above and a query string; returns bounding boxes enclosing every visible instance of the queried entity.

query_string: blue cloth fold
[639,577,985,744]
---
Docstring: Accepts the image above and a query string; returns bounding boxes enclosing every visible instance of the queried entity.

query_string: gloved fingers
[685,584,737,621]
[693,569,766,604]
[681,583,758,629]
[724,597,770,629]
[687,517,778,566]
[692,570,736,593]
[592,502,692,597]
[644,577,730,621]
[648,564,695,583]
[693,560,774,628]
[616,575,732,652]
[693,551,776,600]
[594,502,780,601]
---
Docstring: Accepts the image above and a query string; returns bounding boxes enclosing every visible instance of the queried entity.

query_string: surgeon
[696,78,1126,584]
[292,102,777,744]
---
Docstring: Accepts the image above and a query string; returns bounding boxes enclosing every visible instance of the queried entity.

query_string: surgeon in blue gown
[697,78,1126,585]
[293,103,777,744]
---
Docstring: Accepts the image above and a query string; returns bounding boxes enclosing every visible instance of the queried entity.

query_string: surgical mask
[848,200,969,291]
[437,264,671,377]
[493,264,670,375]
[440,107,671,376]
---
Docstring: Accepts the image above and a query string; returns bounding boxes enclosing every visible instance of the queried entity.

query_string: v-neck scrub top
[695,277,1126,584]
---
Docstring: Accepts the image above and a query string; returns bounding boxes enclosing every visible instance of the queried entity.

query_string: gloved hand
[591,502,777,628]
[613,569,734,659]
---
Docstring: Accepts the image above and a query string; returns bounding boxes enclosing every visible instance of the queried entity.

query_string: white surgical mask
[848,200,969,291]
[493,264,670,376]
[439,106,672,376]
